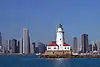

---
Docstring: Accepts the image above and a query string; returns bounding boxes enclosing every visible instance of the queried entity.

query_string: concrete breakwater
[40,54,100,58]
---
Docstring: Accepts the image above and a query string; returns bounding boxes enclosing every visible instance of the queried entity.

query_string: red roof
[48,42,58,46]
[48,42,70,46]
[63,44,70,46]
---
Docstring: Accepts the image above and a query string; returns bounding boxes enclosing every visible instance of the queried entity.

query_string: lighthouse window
[67,47,69,49]
[65,47,66,49]
[54,47,56,49]
[48,47,51,49]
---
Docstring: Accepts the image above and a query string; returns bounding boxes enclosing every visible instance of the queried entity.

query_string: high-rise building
[12,39,17,53]
[87,44,92,52]
[73,37,78,53]
[17,41,20,53]
[95,40,100,51]
[5,40,11,51]
[19,39,23,54]
[30,45,34,54]
[7,40,11,50]
[23,28,31,54]
[12,39,20,53]
[92,41,95,51]
[81,34,89,53]
[93,43,97,51]
[32,42,35,52]
[0,32,2,48]
[30,41,34,54]
[34,42,41,54]
[38,42,46,54]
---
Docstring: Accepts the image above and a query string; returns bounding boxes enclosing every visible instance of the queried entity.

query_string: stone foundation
[45,50,72,56]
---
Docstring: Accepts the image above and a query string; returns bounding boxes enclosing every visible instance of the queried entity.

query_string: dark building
[34,45,39,54]
[16,41,20,53]
[81,34,89,53]
[35,47,39,53]
[12,39,19,53]
[32,42,35,52]
[88,44,92,52]
[93,43,98,51]
[38,42,46,54]
[34,42,46,54]
[28,36,31,53]
[9,40,12,50]
[12,39,17,53]
[5,40,12,53]
[0,32,2,47]
[73,37,78,53]
[33,42,39,53]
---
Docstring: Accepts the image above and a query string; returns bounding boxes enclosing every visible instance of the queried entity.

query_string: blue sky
[0,0,100,45]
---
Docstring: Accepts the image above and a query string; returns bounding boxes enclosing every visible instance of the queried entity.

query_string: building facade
[0,32,2,49]
[23,28,31,54]
[19,39,23,54]
[30,37,34,54]
[73,37,78,53]
[5,40,12,53]
[95,40,100,51]
[81,34,89,53]
[12,39,17,53]
[88,44,92,52]
[38,42,46,54]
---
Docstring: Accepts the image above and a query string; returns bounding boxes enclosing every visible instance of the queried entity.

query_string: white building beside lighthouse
[47,24,70,51]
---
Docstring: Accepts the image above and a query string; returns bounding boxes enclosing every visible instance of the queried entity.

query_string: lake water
[0,56,100,67]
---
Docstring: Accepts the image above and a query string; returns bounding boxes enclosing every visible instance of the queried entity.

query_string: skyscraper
[92,41,95,51]
[17,41,20,53]
[0,32,2,48]
[5,40,10,51]
[73,37,78,53]
[23,28,30,54]
[12,39,17,53]
[30,39,34,54]
[38,42,46,54]
[32,42,35,52]
[19,39,23,54]
[88,44,92,52]
[81,34,89,53]
[95,40,100,51]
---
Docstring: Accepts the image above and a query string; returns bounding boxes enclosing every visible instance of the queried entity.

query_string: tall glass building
[23,28,30,54]
[0,32,2,48]
[73,37,78,53]
[12,39,17,53]
[19,39,23,54]
[81,34,89,53]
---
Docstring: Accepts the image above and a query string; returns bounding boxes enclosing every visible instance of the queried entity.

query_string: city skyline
[0,0,100,45]
[0,1,100,67]
[0,25,100,55]
[0,26,100,45]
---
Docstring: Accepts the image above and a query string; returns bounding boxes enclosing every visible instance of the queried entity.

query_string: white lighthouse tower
[47,24,70,51]
[56,24,65,50]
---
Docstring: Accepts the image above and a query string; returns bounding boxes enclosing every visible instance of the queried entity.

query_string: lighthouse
[47,24,70,51]
[56,24,65,50]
